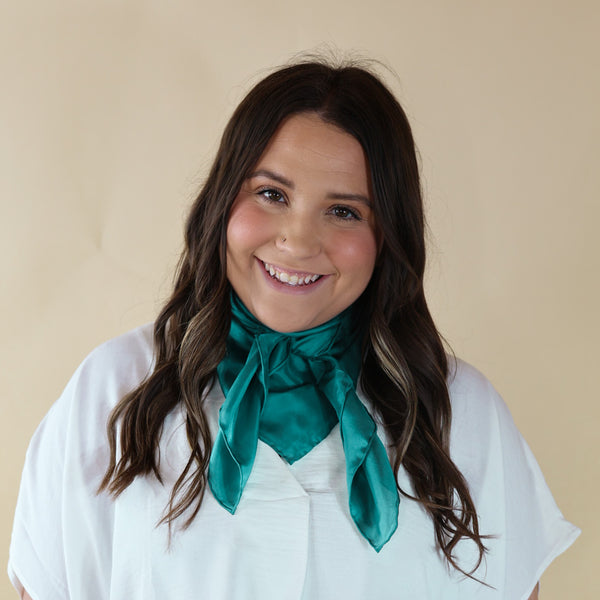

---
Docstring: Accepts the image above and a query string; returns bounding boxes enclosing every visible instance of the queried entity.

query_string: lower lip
[256,258,329,295]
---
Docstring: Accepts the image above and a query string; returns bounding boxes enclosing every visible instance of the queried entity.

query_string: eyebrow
[249,169,293,188]
[248,169,372,207]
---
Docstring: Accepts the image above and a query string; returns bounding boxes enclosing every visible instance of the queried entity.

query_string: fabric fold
[317,360,400,551]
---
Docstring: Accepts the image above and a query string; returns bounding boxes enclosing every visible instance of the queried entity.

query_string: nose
[276,214,322,259]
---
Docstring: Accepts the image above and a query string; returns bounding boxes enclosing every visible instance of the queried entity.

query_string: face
[226,112,378,333]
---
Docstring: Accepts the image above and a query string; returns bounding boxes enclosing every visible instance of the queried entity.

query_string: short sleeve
[8,324,155,600]
[8,396,70,600]
[448,360,580,599]
[490,384,580,599]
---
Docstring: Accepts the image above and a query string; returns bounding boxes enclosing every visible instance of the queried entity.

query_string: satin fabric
[208,294,399,551]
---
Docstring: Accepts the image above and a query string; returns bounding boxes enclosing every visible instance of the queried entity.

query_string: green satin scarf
[208,293,399,551]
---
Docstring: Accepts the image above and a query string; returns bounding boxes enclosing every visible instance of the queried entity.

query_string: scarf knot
[208,294,399,551]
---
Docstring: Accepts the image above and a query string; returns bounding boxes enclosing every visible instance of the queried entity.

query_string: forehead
[254,113,370,193]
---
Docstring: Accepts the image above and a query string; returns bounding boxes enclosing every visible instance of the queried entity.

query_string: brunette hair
[100,58,487,576]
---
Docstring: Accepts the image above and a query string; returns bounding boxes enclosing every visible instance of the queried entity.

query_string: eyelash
[258,188,285,203]
[257,188,363,222]
[330,205,362,221]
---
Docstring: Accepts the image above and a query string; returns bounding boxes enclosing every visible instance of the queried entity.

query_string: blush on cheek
[227,198,270,244]
[336,233,377,272]
[227,220,250,248]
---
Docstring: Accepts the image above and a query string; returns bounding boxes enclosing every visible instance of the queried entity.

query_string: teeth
[262,261,321,286]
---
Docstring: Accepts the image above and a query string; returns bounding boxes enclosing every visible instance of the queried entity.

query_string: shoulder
[445,356,581,597]
[62,323,155,411]
[446,355,509,430]
[447,355,495,400]
[9,325,156,599]
[445,356,521,480]
[29,323,156,461]
[18,323,158,512]
[445,356,542,511]
[74,322,155,390]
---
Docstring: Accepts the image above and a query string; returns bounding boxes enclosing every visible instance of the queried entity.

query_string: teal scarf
[208,294,399,551]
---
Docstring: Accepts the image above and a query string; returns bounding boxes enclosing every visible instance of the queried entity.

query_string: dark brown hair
[99,58,487,576]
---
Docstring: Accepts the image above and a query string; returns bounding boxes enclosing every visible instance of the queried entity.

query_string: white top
[8,324,580,600]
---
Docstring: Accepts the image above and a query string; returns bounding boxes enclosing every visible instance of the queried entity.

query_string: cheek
[333,229,378,280]
[226,200,268,258]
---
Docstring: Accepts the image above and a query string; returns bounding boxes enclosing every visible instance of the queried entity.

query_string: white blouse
[8,324,580,599]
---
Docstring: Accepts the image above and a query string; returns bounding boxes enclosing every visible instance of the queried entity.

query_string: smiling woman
[8,59,578,600]
[226,112,378,332]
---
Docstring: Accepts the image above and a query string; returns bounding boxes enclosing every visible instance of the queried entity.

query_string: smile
[260,260,323,287]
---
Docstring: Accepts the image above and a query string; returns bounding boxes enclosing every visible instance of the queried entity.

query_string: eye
[258,188,285,203]
[330,205,361,221]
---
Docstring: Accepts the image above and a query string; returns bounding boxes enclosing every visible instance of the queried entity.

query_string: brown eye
[331,205,361,220]
[259,189,284,203]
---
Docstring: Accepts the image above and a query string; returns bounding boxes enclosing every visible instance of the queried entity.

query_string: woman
[9,59,578,599]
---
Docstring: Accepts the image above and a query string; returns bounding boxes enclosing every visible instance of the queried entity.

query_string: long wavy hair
[99,59,487,576]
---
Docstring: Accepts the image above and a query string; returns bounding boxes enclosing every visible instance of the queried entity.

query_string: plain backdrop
[1,1,597,598]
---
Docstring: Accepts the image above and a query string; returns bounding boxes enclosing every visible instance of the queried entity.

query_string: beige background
[1,1,597,598]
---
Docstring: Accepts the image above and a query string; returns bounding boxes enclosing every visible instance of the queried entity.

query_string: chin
[252,304,324,333]
[260,315,318,333]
